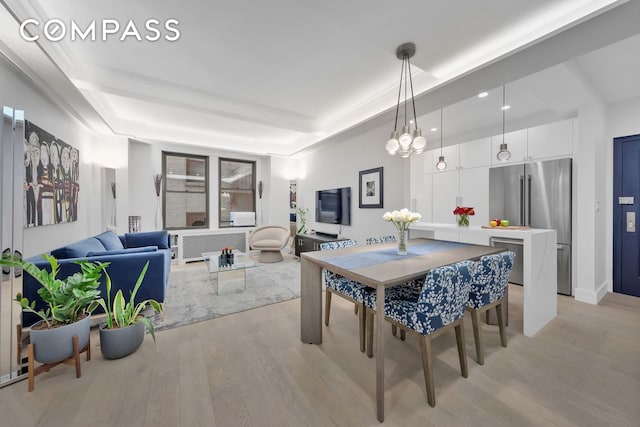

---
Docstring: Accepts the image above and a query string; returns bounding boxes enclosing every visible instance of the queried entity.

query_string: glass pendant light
[435,108,447,170]
[496,85,511,161]
[385,42,426,158]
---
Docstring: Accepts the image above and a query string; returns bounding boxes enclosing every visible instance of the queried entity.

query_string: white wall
[297,121,408,245]
[0,56,105,257]
[268,155,297,229]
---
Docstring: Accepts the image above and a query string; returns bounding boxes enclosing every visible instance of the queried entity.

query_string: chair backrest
[249,226,290,245]
[468,251,515,309]
[413,260,476,335]
[365,235,396,245]
[319,239,357,251]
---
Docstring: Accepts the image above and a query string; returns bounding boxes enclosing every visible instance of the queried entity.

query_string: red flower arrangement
[453,206,475,226]
[453,206,475,216]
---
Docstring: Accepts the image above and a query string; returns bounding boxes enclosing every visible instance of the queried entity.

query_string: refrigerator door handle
[519,175,525,225]
[527,174,532,226]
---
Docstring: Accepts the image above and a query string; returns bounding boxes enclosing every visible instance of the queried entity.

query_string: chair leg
[391,325,397,336]
[359,303,366,353]
[324,290,332,326]
[456,319,469,378]
[455,322,469,378]
[470,309,484,365]
[505,287,509,327]
[354,304,359,315]
[419,336,436,407]
[366,309,374,358]
[496,303,507,348]
[400,329,406,341]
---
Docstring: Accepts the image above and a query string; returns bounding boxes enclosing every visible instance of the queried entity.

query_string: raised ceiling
[0,0,635,156]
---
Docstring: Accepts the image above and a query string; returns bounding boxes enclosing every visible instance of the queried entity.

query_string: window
[219,158,256,227]
[163,152,209,229]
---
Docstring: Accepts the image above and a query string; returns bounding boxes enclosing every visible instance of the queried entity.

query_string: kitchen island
[410,223,557,337]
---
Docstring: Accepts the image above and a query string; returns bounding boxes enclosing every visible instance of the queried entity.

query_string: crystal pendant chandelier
[385,42,426,158]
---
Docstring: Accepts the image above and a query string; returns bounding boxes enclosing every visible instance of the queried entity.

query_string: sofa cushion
[124,231,169,249]
[95,231,125,250]
[86,246,158,257]
[51,237,106,259]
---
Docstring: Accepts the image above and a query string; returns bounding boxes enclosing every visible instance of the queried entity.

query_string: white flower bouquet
[383,209,422,255]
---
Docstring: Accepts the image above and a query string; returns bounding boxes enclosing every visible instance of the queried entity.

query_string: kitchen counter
[410,222,557,337]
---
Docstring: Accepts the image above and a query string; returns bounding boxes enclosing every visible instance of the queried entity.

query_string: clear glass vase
[457,214,470,226]
[397,229,407,255]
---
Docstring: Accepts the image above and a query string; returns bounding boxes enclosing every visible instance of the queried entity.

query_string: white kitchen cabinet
[459,137,492,169]
[422,149,434,174]
[433,144,459,172]
[459,167,490,226]
[527,118,573,160]
[491,129,527,166]
[420,174,433,223]
[432,169,459,223]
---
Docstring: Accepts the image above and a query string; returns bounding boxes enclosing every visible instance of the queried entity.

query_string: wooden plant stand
[27,334,91,392]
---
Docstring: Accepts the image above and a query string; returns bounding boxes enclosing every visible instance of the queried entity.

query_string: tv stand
[314,231,338,239]
[295,233,347,257]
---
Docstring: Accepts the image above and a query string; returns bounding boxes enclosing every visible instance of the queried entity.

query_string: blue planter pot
[29,314,91,364]
[99,321,145,359]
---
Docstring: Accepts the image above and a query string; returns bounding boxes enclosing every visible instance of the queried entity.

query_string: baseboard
[574,280,609,305]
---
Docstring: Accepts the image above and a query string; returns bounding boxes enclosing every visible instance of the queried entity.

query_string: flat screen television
[316,187,351,225]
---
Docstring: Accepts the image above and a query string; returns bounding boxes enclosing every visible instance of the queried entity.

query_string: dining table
[300,237,503,422]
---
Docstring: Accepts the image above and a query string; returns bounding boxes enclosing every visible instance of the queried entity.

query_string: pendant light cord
[403,56,408,127]
[502,85,506,143]
[393,57,405,132]
[440,108,443,155]
[407,55,418,128]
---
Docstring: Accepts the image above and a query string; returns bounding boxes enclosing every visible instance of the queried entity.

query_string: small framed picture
[359,167,383,208]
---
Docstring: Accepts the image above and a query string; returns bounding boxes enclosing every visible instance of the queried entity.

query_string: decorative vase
[29,314,91,364]
[99,321,145,360]
[397,229,407,255]
[155,197,162,230]
[457,214,470,226]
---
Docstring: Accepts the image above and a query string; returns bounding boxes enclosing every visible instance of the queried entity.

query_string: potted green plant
[0,254,102,364]
[95,261,164,359]
[296,207,309,234]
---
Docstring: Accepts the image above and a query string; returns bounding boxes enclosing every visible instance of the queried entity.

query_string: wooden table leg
[300,257,322,344]
[376,284,385,422]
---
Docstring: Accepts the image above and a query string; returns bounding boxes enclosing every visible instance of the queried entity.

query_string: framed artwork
[24,120,80,228]
[359,167,383,208]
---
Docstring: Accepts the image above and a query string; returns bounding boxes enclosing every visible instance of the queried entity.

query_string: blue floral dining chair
[364,260,476,407]
[319,240,369,352]
[365,235,396,245]
[466,251,515,365]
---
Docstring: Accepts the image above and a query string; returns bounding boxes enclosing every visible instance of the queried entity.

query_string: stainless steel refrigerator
[489,158,572,295]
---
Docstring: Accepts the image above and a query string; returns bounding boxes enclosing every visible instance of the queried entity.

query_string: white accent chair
[248,225,291,263]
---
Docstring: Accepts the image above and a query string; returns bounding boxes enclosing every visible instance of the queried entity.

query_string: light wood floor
[1,285,639,427]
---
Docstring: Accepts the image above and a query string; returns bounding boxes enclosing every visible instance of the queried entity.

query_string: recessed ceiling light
[477,91,488,98]
[430,127,438,132]
[501,105,511,110]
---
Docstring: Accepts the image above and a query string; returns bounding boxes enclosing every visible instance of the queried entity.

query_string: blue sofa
[22,230,172,327]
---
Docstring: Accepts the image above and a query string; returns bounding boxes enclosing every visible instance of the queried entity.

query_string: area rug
[152,253,300,331]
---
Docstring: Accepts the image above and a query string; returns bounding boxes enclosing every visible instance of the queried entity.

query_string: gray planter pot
[29,314,91,364]
[99,321,145,359]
